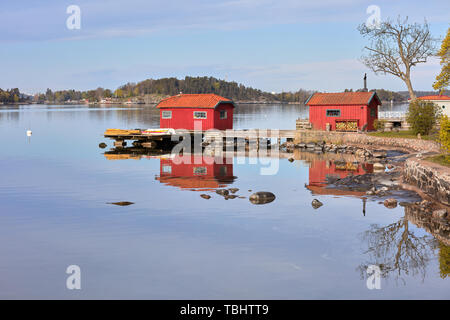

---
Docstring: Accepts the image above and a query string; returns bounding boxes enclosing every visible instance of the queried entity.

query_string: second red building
[306,92,381,131]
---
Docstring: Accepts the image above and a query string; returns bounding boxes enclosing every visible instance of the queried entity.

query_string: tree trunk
[404,75,416,100]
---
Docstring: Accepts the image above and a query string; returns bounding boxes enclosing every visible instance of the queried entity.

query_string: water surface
[0,103,448,299]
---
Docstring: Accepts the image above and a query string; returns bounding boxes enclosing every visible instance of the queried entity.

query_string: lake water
[0,103,448,299]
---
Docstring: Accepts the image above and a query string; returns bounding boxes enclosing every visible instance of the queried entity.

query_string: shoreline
[292,130,448,208]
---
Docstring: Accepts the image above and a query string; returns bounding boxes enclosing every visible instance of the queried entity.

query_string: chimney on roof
[363,73,368,92]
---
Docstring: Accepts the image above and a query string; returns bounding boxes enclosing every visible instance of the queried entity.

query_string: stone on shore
[373,151,387,158]
[432,209,447,219]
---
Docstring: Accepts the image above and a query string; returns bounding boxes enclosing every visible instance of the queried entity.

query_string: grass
[424,154,450,167]
[368,130,438,141]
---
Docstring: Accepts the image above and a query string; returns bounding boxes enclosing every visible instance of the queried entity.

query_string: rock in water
[249,192,276,205]
[288,158,294,162]
[99,142,107,149]
[373,163,385,171]
[228,188,239,194]
[200,194,211,200]
[372,151,387,158]
[311,199,323,209]
[108,201,134,206]
[383,198,397,208]
[216,189,229,196]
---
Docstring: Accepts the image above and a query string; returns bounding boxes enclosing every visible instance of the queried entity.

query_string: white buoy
[26,130,32,137]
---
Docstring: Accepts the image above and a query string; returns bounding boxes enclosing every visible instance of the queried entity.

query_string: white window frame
[219,110,227,119]
[193,111,207,119]
[162,165,172,174]
[193,166,207,175]
[161,110,172,119]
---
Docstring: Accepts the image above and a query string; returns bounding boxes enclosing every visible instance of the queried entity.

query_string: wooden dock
[104,128,297,148]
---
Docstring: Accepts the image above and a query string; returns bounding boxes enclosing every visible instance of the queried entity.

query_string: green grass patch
[425,154,450,167]
[368,130,437,141]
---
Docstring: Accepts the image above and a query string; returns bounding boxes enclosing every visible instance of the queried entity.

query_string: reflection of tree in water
[358,217,437,285]
[439,242,450,279]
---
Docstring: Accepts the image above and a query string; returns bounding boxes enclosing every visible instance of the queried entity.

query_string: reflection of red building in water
[156,155,235,191]
[306,159,373,196]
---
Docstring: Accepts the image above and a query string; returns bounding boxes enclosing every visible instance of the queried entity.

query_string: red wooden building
[306,92,381,131]
[156,94,235,130]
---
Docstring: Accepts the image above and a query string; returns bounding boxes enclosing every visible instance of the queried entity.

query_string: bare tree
[358,17,437,99]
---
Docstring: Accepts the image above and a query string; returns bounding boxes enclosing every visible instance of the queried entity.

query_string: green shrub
[440,115,450,153]
[406,100,441,135]
[373,119,385,131]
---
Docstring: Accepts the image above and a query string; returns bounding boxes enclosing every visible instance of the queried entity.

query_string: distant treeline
[0,88,29,103]
[343,88,405,102]
[5,76,449,105]
[36,77,314,103]
[34,88,114,103]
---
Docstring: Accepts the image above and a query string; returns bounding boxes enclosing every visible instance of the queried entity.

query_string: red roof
[156,94,234,109]
[416,95,450,101]
[306,92,381,106]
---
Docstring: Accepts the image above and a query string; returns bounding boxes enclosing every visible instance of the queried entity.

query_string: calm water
[0,103,448,299]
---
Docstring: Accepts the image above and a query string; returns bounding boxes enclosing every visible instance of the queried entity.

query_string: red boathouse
[306,92,381,131]
[156,93,235,130]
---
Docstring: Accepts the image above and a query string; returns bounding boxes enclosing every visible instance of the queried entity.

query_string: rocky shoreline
[280,139,449,222]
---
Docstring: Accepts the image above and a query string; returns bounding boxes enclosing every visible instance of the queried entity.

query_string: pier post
[114,140,126,147]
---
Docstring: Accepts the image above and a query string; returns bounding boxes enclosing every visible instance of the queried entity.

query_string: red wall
[309,101,378,131]
[213,103,234,130]
[159,103,234,130]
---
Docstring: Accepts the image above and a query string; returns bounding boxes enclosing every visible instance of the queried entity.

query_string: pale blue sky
[1,0,449,94]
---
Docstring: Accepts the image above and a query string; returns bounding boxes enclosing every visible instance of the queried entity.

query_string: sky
[0,0,449,94]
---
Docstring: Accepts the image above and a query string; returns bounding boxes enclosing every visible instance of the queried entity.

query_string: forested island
[1,76,448,105]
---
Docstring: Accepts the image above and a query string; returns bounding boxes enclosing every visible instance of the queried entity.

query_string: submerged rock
[108,201,134,206]
[249,192,276,205]
[311,199,323,209]
[200,194,211,200]
[216,189,229,196]
[384,198,398,208]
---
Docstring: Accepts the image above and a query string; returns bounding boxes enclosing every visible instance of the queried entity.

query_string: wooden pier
[104,128,297,148]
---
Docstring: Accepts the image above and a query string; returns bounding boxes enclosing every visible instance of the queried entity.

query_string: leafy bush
[373,119,385,131]
[406,100,441,135]
[440,115,450,153]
